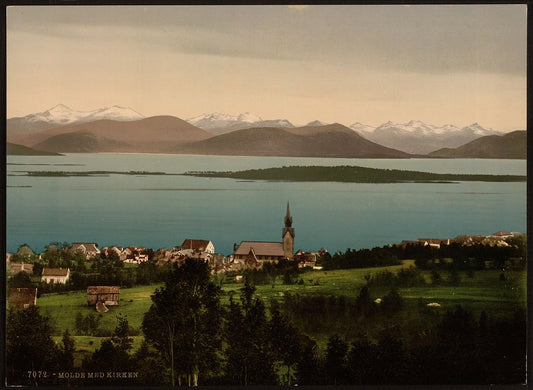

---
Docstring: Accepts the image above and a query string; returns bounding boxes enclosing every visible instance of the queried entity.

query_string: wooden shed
[87,286,120,306]
[8,288,37,308]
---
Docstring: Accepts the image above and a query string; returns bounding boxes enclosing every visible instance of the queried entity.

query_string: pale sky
[7,5,527,130]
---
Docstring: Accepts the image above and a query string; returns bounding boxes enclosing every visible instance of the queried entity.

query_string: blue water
[6,154,527,255]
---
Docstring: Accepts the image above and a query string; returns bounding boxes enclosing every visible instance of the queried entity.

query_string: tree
[355,286,376,319]
[295,335,324,385]
[133,341,168,385]
[381,288,403,315]
[111,314,134,354]
[448,268,461,286]
[224,281,276,386]
[6,307,60,385]
[142,259,223,386]
[269,306,302,385]
[431,269,442,285]
[83,315,135,378]
[11,244,37,263]
[347,339,379,384]
[75,312,101,335]
[59,329,75,371]
[8,271,34,289]
[325,334,348,385]
[136,260,159,285]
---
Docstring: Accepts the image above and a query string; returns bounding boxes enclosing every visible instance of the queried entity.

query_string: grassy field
[37,260,526,335]
[38,284,162,335]
[33,260,525,364]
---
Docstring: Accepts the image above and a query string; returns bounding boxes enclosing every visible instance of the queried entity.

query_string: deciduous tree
[142,259,223,386]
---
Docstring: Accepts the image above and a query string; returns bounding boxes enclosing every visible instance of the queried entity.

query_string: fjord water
[6,154,526,255]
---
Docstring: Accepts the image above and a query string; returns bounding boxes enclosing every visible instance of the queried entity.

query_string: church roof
[180,239,212,251]
[234,241,285,257]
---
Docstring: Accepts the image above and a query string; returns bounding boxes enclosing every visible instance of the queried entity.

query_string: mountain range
[7,104,145,135]
[6,105,525,158]
[27,116,212,154]
[174,123,412,158]
[186,112,507,155]
[350,120,504,154]
[186,112,295,134]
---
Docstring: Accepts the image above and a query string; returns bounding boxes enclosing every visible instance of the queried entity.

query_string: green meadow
[37,259,525,341]
[38,284,162,335]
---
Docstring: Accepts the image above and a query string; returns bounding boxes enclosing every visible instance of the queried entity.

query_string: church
[232,202,295,268]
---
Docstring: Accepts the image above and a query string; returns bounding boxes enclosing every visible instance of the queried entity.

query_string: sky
[6,5,527,131]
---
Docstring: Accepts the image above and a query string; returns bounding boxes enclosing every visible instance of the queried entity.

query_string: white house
[71,243,100,259]
[41,267,70,284]
[179,239,215,254]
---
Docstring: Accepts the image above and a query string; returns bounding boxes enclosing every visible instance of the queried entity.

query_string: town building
[9,263,34,275]
[233,202,295,268]
[71,243,101,259]
[179,239,215,254]
[8,288,37,308]
[294,250,318,268]
[41,267,70,284]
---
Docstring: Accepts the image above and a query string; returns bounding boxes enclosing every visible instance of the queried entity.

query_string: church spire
[285,201,293,228]
[282,201,295,259]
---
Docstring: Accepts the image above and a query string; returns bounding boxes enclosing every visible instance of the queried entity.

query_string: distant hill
[17,116,213,153]
[7,142,62,156]
[428,130,526,159]
[32,132,130,153]
[175,123,413,158]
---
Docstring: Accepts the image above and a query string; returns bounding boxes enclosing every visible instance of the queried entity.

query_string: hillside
[15,116,213,153]
[6,142,62,156]
[32,132,130,153]
[428,130,526,159]
[176,123,413,158]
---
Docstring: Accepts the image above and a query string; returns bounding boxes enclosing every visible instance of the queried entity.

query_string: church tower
[282,202,295,259]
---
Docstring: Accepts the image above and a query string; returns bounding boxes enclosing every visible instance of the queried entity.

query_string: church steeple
[284,201,293,228]
[282,202,295,259]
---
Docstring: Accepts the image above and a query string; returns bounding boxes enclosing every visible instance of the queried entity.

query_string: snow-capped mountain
[187,112,294,133]
[306,120,329,127]
[238,112,263,123]
[7,104,145,137]
[19,104,144,125]
[461,122,500,137]
[187,112,262,130]
[352,120,503,154]
[349,122,376,134]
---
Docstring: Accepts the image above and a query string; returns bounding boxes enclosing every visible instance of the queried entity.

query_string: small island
[184,165,526,183]
[20,170,169,177]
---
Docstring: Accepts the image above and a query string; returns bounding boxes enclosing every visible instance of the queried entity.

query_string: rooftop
[234,241,285,257]
[42,267,69,277]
